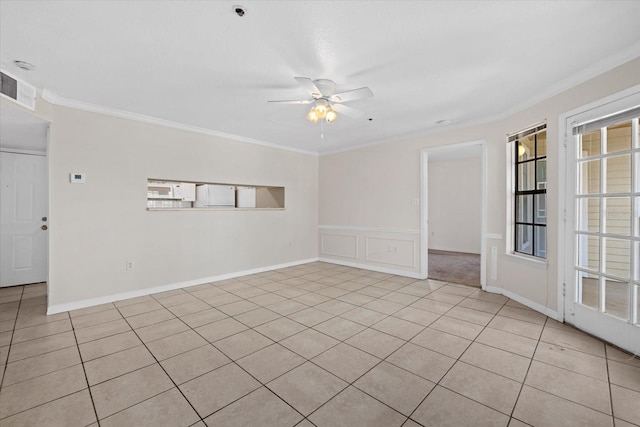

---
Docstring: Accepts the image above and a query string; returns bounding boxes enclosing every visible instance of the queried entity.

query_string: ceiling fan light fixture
[306,109,319,123]
[325,109,338,123]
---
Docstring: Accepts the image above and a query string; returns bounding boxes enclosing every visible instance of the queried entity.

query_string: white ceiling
[1,1,639,155]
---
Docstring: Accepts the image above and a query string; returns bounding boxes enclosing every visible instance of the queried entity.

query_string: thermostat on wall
[70,173,86,183]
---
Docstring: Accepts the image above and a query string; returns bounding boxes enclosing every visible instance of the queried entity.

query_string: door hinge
[563,209,567,223]
[562,283,566,297]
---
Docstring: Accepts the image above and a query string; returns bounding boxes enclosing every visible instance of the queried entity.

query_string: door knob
[41,225,48,230]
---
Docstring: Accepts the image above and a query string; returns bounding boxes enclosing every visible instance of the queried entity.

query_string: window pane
[577,198,599,233]
[636,153,640,192]
[534,226,546,258]
[518,162,535,191]
[605,154,631,194]
[605,278,629,320]
[536,159,547,190]
[636,198,640,238]
[578,272,599,310]
[577,234,599,271]
[518,135,535,161]
[537,132,547,158]
[578,160,600,194]
[535,194,546,224]
[635,284,639,326]
[604,237,630,279]
[604,197,631,236]
[516,224,533,255]
[579,129,601,158]
[517,195,533,223]
[606,121,631,154]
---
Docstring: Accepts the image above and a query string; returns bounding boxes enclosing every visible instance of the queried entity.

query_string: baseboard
[485,285,562,321]
[47,257,319,315]
[318,257,425,280]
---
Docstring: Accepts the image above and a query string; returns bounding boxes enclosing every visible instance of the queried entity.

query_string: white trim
[486,233,503,240]
[485,285,562,321]
[318,225,420,234]
[504,252,549,269]
[40,89,318,157]
[47,257,318,315]
[0,147,46,156]
[318,257,423,279]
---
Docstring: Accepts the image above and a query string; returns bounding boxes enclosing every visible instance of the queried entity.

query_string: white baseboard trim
[318,257,426,280]
[485,285,562,322]
[47,257,319,315]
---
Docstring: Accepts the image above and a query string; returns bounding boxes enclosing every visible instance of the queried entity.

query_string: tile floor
[0,262,639,427]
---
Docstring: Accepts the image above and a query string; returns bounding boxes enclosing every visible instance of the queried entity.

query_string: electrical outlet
[126,260,134,271]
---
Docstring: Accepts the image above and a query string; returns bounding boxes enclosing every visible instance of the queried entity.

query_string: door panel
[0,151,47,287]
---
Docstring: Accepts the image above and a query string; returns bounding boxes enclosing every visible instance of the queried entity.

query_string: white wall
[319,57,640,316]
[428,155,482,254]
[47,104,318,311]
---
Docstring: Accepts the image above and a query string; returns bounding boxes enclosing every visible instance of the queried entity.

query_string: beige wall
[47,105,318,310]
[319,58,640,314]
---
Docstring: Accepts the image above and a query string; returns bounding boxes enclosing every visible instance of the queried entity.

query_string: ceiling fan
[268,77,373,124]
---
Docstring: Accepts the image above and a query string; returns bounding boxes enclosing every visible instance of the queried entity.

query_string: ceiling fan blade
[267,99,313,104]
[294,77,322,98]
[332,103,365,118]
[330,87,374,103]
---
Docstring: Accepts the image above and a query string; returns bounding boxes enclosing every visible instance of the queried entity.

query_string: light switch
[70,173,86,183]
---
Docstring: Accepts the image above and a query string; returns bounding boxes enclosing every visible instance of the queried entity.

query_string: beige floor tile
[540,327,606,357]
[160,344,230,385]
[78,330,142,361]
[387,342,455,383]
[85,344,155,385]
[340,307,388,326]
[71,309,123,329]
[234,307,281,327]
[611,384,640,425]
[213,329,273,360]
[195,317,248,343]
[179,307,227,328]
[14,311,68,330]
[446,306,494,326]
[475,328,538,358]
[0,364,87,419]
[461,342,531,382]
[309,386,406,427]
[313,317,366,341]
[114,295,155,308]
[91,364,174,420]
[125,309,176,329]
[458,297,505,314]
[0,319,15,333]
[425,291,467,305]
[264,299,308,316]
[439,284,477,297]
[7,330,76,362]
[466,290,509,305]
[117,299,164,317]
[0,345,8,365]
[200,292,242,307]
[254,317,307,341]
[534,342,608,381]
[312,343,380,382]
[237,343,305,383]
[380,291,421,305]
[169,300,211,317]
[606,345,640,368]
[488,315,544,340]
[498,306,547,325]
[217,300,261,316]
[135,317,190,343]
[293,292,331,306]
[525,360,611,414]
[288,307,334,327]
[146,329,208,360]
[247,292,287,306]
[0,389,96,427]
[440,362,521,414]
[357,287,391,299]
[74,318,131,344]
[203,386,303,427]
[268,362,347,416]
[281,328,339,359]
[315,299,358,315]
[412,386,509,427]
[156,292,199,307]
[371,316,425,340]
[608,360,640,392]
[513,385,614,427]
[354,361,435,416]
[410,298,454,315]
[100,388,200,427]
[3,346,81,386]
[430,316,484,340]
[362,299,404,315]
[10,318,72,344]
[410,327,471,358]
[336,292,376,306]
[393,306,440,326]
[180,363,260,418]
[189,287,229,300]
[614,418,637,427]
[346,328,405,359]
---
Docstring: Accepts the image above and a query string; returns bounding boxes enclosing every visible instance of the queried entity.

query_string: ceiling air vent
[1,69,36,111]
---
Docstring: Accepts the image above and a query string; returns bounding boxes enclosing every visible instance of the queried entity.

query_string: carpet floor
[428,250,480,287]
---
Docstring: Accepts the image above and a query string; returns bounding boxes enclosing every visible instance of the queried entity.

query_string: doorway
[421,141,486,288]
[0,101,49,288]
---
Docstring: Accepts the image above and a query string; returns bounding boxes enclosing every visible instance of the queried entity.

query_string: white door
[0,151,48,287]
[565,99,640,355]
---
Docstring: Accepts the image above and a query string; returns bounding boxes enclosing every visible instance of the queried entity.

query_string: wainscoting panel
[318,226,422,277]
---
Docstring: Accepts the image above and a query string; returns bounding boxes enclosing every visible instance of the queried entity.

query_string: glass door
[570,112,639,355]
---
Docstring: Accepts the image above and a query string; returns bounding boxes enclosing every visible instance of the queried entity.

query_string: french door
[565,98,640,355]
